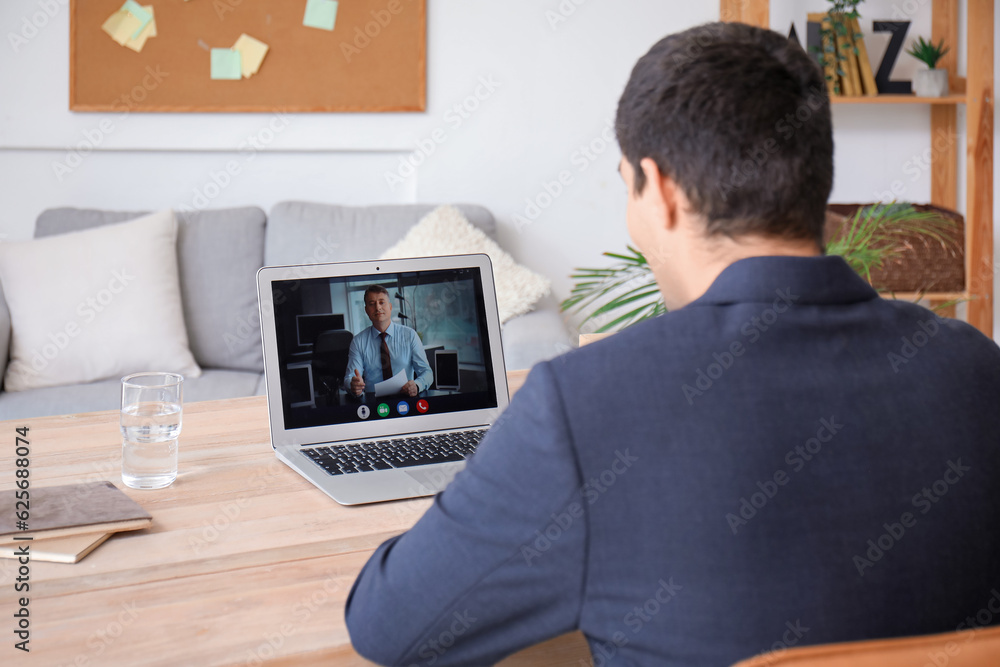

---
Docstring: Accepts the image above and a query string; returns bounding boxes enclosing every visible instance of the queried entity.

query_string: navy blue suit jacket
[346,256,1000,666]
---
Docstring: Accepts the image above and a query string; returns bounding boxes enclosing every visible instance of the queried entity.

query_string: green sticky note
[303,0,338,31]
[121,0,152,39]
[210,48,242,80]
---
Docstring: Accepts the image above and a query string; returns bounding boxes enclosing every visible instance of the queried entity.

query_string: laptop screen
[269,266,500,431]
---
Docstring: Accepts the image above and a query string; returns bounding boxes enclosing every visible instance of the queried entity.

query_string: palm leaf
[561,249,665,332]
[597,302,660,333]
[563,201,960,334]
[589,287,661,318]
[562,272,646,314]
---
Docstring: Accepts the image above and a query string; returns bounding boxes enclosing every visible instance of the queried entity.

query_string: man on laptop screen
[269,267,499,432]
[345,284,433,399]
[345,21,1000,667]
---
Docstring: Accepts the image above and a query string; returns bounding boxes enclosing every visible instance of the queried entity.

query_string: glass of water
[120,372,183,490]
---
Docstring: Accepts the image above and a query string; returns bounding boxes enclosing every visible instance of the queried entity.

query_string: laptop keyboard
[303,429,488,476]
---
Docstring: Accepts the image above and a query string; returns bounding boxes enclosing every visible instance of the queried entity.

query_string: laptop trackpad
[404,462,465,495]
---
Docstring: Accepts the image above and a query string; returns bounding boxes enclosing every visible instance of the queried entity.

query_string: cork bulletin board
[69,0,426,112]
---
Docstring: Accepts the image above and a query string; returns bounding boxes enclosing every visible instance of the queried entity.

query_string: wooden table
[0,370,591,666]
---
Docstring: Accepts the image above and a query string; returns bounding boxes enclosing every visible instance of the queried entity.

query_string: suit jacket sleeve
[345,361,587,666]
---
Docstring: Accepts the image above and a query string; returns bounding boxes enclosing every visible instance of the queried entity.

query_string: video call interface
[272,268,499,431]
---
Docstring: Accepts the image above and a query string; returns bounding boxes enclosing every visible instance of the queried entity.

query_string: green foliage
[827,0,864,15]
[561,203,957,333]
[560,246,666,333]
[906,36,949,69]
[809,0,865,95]
[825,202,956,284]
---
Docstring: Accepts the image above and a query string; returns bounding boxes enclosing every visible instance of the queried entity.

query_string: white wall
[1,0,997,332]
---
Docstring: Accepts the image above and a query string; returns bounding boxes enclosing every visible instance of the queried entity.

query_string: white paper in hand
[374,370,407,397]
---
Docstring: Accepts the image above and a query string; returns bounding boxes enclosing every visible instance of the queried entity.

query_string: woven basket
[823,203,965,293]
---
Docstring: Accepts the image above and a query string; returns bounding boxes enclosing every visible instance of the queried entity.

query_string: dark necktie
[379,332,393,380]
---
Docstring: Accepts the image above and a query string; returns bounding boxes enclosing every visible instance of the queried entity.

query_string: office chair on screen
[311,329,353,405]
[731,625,1000,666]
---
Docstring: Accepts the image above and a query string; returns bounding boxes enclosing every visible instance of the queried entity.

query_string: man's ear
[638,158,681,232]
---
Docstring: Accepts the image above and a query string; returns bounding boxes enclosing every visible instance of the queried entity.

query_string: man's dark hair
[616,22,833,246]
[364,285,390,303]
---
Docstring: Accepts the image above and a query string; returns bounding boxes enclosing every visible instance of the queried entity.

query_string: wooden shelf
[831,94,967,105]
[882,291,967,302]
[720,0,994,337]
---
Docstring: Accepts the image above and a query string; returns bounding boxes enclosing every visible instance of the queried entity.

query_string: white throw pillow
[380,206,551,323]
[0,210,202,392]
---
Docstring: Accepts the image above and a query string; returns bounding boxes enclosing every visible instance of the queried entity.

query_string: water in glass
[121,401,181,489]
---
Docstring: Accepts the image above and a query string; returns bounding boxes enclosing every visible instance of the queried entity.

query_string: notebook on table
[256,254,510,505]
[0,481,152,562]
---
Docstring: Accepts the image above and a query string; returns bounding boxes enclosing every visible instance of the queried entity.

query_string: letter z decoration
[872,21,913,95]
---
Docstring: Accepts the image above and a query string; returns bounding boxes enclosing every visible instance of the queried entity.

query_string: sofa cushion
[36,206,266,373]
[264,202,497,266]
[381,205,551,323]
[0,369,264,421]
[0,211,201,392]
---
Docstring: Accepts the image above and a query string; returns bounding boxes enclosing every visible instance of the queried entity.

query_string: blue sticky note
[303,0,338,31]
[210,48,242,80]
[121,0,152,40]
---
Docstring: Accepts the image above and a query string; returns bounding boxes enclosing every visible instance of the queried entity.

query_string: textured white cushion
[0,210,201,392]
[380,206,551,323]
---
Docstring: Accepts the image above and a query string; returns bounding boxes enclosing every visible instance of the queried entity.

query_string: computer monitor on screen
[296,313,346,347]
[434,350,460,391]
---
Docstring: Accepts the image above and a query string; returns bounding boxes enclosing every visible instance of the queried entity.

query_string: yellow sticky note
[124,6,156,53]
[101,9,142,46]
[121,0,152,38]
[232,33,269,78]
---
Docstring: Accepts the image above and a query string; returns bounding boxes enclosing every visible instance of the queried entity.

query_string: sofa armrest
[0,283,10,391]
[500,295,574,371]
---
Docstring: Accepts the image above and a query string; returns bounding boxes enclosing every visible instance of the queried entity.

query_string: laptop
[256,254,510,505]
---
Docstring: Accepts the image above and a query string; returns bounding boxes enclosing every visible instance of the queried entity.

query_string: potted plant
[562,203,956,334]
[907,36,949,97]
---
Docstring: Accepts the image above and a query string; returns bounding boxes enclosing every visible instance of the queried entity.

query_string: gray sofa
[0,202,572,420]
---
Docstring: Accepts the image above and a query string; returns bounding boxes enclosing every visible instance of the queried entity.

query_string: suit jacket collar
[689,255,879,307]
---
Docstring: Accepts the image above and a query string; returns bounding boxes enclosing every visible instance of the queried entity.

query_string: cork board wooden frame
[70,0,426,112]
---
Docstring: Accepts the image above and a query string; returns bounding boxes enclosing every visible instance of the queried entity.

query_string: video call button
[377,403,390,418]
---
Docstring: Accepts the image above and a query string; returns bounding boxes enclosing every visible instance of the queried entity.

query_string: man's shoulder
[548,299,1000,385]
[884,300,1000,364]
[392,323,420,340]
[545,312,697,379]
[573,308,716,352]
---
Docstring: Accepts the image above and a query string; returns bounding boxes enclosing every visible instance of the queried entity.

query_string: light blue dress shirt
[342,322,434,395]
